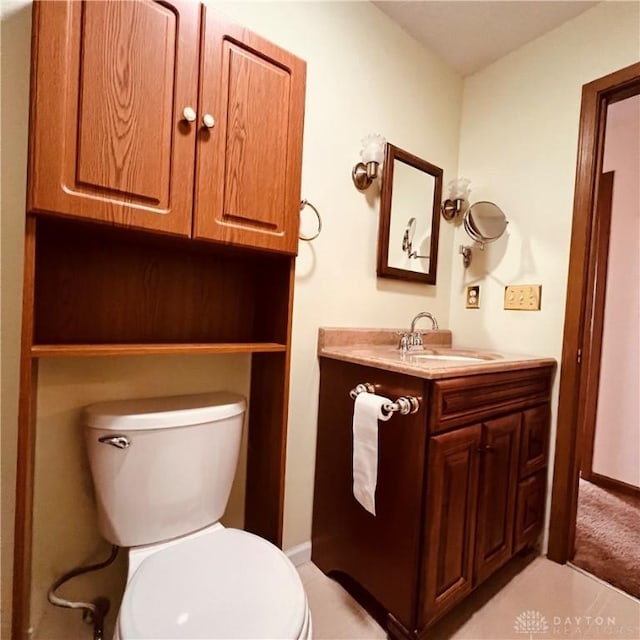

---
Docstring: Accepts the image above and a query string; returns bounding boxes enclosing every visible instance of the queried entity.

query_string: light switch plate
[504,284,542,310]
[466,285,480,309]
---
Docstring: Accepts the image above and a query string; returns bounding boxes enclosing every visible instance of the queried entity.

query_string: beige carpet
[573,478,640,599]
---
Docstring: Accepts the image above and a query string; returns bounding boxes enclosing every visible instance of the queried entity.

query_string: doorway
[548,62,640,583]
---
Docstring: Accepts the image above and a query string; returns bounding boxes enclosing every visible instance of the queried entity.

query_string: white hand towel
[352,393,392,516]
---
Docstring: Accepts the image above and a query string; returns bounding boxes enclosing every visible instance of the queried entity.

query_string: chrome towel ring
[299,199,322,241]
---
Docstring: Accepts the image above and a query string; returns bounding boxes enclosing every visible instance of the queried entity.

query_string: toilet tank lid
[84,392,246,431]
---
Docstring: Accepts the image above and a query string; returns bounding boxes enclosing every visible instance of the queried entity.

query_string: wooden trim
[387,613,413,640]
[12,218,38,640]
[548,62,640,564]
[587,473,640,500]
[31,342,287,358]
[578,171,614,481]
[244,259,295,546]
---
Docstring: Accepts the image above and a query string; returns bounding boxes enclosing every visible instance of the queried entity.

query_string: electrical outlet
[466,285,480,309]
[504,284,542,310]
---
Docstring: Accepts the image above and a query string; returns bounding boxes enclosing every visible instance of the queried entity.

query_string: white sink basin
[412,354,487,362]
[407,349,500,363]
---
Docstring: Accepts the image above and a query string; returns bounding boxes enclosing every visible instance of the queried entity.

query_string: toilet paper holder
[349,383,420,416]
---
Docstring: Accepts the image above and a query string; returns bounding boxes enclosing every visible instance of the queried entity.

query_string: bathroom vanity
[312,328,555,639]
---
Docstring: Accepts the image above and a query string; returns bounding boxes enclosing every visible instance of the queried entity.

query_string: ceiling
[373,1,600,76]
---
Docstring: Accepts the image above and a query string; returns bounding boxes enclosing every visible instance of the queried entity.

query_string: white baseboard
[285,540,312,566]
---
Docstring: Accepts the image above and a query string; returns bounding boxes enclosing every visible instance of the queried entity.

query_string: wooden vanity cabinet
[312,359,429,630]
[312,359,553,639]
[28,0,305,254]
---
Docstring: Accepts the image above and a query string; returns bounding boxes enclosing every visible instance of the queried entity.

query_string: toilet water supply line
[47,544,119,640]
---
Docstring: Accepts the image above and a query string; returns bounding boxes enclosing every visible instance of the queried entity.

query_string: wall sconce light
[441,177,471,221]
[352,134,386,190]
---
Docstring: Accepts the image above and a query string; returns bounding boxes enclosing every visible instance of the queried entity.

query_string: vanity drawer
[519,404,550,478]
[514,470,547,552]
[429,367,553,433]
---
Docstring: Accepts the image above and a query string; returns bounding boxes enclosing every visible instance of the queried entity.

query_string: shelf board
[31,342,287,358]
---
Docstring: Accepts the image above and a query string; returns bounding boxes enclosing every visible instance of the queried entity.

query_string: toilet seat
[118,528,309,639]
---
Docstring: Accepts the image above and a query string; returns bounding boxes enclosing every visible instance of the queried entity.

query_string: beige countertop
[318,328,556,380]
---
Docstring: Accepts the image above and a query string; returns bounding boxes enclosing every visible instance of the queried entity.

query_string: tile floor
[300,557,640,640]
[34,555,640,639]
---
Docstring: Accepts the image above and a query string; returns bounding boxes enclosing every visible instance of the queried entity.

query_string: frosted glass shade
[447,177,471,200]
[360,134,386,165]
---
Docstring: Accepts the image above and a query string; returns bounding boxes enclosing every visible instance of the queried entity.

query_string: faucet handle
[398,332,410,352]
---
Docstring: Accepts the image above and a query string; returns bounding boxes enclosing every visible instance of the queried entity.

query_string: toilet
[83,392,311,639]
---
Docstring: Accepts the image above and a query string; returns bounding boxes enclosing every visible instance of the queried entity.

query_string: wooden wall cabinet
[13,3,306,638]
[312,359,553,639]
[28,0,305,254]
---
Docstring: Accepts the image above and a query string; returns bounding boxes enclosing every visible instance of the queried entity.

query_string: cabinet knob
[182,106,197,123]
[476,445,495,453]
[202,113,216,129]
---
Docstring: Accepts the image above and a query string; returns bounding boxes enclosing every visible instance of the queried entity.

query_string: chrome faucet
[410,311,439,332]
[398,312,439,353]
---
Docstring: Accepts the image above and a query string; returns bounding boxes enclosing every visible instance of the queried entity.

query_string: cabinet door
[474,413,521,584]
[421,425,481,626]
[28,0,200,236]
[194,9,306,254]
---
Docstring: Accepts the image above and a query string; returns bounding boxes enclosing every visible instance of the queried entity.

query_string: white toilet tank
[84,392,246,547]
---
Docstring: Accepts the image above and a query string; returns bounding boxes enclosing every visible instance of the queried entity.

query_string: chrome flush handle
[98,435,130,449]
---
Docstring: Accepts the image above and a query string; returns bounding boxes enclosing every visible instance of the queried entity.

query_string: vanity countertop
[318,327,555,380]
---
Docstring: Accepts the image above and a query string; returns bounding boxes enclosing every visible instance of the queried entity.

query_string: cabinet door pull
[182,106,197,122]
[476,444,494,453]
[202,113,216,129]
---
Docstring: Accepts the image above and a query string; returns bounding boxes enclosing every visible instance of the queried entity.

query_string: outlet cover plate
[504,284,542,310]
[466,285,480,309]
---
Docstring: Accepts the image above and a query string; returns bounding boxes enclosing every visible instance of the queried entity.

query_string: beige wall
[1,1,462,634]
[1,2,31,637]
[450,1,640,546]
[592,95,640,487]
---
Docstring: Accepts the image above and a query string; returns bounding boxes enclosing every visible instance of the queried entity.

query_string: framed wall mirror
[377,143,443,284]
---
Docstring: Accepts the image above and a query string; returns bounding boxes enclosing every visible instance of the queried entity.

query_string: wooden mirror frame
[376,144,443,284]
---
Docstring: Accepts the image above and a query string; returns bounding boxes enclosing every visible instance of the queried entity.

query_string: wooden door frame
[547,62,640,563]
[578,171,614,484]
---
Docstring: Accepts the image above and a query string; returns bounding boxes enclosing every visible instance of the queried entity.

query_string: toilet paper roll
[352,393,392,516]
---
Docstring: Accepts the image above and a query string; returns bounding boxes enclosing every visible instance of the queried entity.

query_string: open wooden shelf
[30,342,287,358]
[33,217,292,347]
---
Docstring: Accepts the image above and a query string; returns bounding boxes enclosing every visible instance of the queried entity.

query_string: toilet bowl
[115,526,311,639]
[84,392,311,640]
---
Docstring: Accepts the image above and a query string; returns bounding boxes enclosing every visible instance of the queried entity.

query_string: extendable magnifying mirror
[459,201,508,268]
